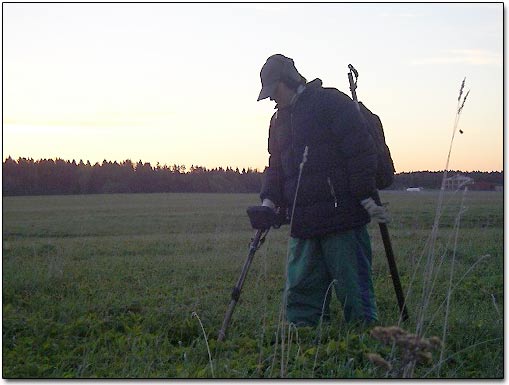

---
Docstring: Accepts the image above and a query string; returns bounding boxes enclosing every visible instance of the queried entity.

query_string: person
[256,54,389,327]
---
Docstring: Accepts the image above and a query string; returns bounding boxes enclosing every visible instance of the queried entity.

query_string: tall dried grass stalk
[278,146,309,378]
[419,186,469,318]
[399,178,474,336]
[438,186,468,375]
[269,306,283,377]
[191,311,215,378]
[256,239,270,375]
[415,78,470,338]
[285,322,299,372]
[312,279,337,377]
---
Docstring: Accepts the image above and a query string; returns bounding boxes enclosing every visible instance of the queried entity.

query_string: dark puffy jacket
[260,79,378,238]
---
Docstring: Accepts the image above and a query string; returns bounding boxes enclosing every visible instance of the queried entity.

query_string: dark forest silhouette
[2,157,503,196]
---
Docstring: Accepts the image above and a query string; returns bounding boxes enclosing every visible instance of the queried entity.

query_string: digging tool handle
[374,191,409,321]
[218,229,265,342]
[347,63,409,321]
[348,71,359,109]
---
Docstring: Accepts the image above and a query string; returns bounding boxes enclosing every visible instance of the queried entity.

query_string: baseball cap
[257,54,303,101]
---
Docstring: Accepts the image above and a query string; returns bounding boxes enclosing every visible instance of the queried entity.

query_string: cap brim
[257,82,278,101]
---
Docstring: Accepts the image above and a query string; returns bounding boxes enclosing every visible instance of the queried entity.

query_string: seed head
[366,353,392,371]
[429,336,442,348]
[458,89,470,114]
[417,351,433,364]
[458,77,466,102]
[370,325,406,344]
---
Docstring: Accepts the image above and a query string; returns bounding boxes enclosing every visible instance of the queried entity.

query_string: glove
[247,205,278,230]
[262,198,276,210]
[247,199,289,230]
[361,197,390,223]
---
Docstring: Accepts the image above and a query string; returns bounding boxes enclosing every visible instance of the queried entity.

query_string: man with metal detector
[218,54,407,340]
[253,54,389,327]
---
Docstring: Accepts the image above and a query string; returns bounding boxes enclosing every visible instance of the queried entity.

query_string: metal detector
[218,206,286,341]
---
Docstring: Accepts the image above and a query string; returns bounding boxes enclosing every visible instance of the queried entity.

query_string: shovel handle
[374,191,409,321]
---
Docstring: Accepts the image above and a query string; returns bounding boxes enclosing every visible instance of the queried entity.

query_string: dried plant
[366,353,392,371]
[312,279,337,377]
[278,145,309,378]
[192,311,215,378]
[368,326,441,377]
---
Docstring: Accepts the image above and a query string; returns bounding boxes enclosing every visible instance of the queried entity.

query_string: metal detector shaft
[218,229,267,342]
[347,64,409,321]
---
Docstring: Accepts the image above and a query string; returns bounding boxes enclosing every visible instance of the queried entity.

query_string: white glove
[262,198,276,211]
[361,197,390,223]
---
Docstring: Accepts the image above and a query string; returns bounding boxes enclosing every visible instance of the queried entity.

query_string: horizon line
[2,155,504,174]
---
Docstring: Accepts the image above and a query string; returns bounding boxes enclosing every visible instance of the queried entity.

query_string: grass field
[2,190,503,378]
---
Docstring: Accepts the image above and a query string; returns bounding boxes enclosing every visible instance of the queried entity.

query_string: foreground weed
[312,279,337,378]
[438,187,467,375]
[278,146,308,378]
[416,78,471,339]
[191,311,215,378]
[368,326,441,377]
[400,78,477,378]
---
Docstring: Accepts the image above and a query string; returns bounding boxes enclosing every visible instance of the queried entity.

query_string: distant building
[406,187,423,192]
[470,181,496,191]
[444,174,474,190]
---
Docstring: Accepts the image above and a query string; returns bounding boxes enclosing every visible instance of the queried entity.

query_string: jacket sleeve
[322,89,378,200]
[260,112,285,206]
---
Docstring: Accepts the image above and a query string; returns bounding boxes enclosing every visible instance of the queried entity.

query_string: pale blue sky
[3,3,503,171]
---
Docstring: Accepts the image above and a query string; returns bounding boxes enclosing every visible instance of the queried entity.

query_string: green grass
[2,191,503,378]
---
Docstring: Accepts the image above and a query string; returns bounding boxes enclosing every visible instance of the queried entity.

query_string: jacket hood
[306,78,323,89]
[275,79,323,110]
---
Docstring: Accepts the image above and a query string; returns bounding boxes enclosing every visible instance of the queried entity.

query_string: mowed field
[2,191,503,378]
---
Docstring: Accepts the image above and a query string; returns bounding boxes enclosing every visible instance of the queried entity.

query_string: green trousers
[285,226,378,326]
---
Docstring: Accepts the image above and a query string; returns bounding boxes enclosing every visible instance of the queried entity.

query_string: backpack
[357,101,396,190]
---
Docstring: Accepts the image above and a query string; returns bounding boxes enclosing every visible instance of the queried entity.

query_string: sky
[3,3,503,172]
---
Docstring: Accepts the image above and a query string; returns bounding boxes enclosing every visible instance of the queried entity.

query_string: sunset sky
[3,3,503,172]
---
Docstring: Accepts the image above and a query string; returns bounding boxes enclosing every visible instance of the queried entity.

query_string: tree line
[2,157,503,196]
[2,157,261,196]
